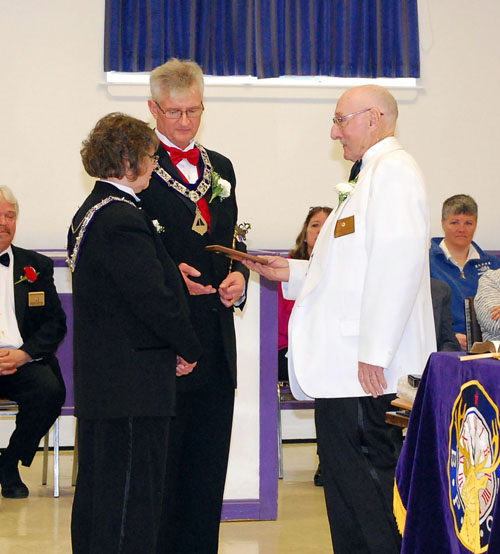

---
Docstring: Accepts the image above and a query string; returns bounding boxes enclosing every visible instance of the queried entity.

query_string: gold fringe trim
[393,478,407,536]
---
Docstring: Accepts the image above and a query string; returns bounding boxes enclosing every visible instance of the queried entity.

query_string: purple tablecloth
[395,351,500,553]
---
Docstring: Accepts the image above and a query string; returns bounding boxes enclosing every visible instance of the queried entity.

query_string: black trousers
[315,394,403,554]
[71,416,171,554]
[0,360,65,466]
[156,375,235,554]
[278,347,289,382]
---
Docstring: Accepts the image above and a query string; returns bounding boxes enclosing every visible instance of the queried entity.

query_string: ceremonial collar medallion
[154,143,213,203]
[67,196,136,272]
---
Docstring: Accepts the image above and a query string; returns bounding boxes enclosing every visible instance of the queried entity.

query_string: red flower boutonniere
[14,266,39,285]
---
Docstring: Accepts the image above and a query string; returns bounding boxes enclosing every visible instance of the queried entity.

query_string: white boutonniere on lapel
[152,219,165,233]
[209,171,231,203]
[335,175,359,204]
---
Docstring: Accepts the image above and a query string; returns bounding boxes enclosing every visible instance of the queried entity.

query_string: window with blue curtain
[104,0,420,79]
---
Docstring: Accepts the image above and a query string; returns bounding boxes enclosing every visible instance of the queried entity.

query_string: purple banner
[395,352,500,553]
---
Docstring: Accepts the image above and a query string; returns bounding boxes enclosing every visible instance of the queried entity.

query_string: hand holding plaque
[204,245,269,264]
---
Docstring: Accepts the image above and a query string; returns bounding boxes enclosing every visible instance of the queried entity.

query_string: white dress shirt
[155,130,198,183]
[0,246,23,349]
[99,179,141,202]
[439,238,479,271]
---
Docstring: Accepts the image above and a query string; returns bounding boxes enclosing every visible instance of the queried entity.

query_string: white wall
[1,0,499,252]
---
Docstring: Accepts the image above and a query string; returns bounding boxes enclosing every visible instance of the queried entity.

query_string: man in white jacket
[245,85,436,554]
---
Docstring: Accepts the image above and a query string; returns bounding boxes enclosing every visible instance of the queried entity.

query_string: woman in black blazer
[68,113,202,554]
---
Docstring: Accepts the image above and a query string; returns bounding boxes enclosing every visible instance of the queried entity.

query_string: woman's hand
[176,356,197,376]
[490,305,500,321]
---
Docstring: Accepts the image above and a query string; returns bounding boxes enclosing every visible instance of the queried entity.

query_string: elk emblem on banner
[448,381,500,554]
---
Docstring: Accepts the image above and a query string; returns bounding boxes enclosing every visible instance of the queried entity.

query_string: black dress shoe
[313,465,323,487]
[0,463,29,498]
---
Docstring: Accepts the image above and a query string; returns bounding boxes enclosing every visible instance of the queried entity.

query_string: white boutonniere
[152,219,165,233]
[335,175,359,204]
[209,171,231,203]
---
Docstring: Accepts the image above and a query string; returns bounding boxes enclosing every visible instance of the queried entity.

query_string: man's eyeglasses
[155,101,204,120]
[332,107,382,127]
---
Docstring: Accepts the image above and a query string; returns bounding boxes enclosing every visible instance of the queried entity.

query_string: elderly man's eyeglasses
[332,107,382,127]
[155,101,204,120]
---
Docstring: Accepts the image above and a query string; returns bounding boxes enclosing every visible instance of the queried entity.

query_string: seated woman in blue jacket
[430,194,500,350]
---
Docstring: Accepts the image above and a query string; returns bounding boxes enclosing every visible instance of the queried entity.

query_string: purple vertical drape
[104,0,420,78]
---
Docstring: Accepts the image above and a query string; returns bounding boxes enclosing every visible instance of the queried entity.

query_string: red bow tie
[164,145,200,166]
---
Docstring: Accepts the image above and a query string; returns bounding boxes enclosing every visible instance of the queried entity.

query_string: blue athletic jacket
[429,237,500,334]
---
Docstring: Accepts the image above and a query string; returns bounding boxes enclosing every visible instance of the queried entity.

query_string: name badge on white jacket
[334,215,355,238]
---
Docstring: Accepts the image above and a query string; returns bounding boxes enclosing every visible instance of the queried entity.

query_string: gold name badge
[28,292,45,307]
[334,215,355,238]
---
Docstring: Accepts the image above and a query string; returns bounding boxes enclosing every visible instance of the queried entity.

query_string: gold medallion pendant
[192,206,208,236]
[154,144,213,237]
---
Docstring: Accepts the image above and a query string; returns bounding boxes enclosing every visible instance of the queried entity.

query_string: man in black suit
[140,59,249,554]
[68,113,202,554]
[431,278,461,351]
[0,185,66,498]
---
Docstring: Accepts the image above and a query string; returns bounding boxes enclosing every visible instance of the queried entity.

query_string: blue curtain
[104,0,420,78]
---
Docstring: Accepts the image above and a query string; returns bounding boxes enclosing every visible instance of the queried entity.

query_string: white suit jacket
[283,137,436,400]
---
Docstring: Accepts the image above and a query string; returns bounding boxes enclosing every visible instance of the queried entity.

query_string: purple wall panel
[221,277,278,520]
[57,294,74,416]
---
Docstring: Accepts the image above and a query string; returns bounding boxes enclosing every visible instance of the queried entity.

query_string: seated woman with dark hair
[430,194,500,350]
[475,269,500,341]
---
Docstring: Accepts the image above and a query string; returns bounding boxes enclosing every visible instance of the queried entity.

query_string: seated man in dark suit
[431,278,461,351]
[0,186,66,498]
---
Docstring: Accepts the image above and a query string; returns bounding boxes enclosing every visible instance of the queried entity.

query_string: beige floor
[0,443,332,553]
